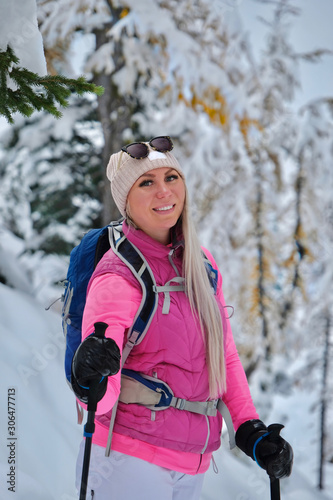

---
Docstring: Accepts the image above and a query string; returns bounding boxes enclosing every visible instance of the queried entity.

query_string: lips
[153,204,175,212]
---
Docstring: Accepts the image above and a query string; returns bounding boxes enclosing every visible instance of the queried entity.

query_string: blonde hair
[126,184,226,398]
[181,187,226,397]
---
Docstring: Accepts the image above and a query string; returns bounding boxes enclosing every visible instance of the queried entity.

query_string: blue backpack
[62,220,160,389]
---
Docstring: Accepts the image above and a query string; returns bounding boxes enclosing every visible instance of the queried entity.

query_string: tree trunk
[318,312,330,490]
[254,154,270,359]
[279,149,306,333]
[93,3,137,225]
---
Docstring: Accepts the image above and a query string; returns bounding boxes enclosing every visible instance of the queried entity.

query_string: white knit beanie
[106,146,184,216]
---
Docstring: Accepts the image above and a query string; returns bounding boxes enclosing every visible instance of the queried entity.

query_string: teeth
[155,205,173,211]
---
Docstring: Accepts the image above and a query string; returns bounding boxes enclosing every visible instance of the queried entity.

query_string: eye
[166,174,179,182]
[138,179,153,187]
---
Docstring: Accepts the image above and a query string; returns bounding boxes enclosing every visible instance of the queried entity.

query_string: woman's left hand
[235,419,293,479]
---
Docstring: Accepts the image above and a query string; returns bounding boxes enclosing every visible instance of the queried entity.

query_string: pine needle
[0,45,104,124]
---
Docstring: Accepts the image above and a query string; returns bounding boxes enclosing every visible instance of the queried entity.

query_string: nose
[156,181,171,198]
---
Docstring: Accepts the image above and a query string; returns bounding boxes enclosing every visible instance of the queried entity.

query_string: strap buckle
[175,398,186,410]
[206,399,218,415]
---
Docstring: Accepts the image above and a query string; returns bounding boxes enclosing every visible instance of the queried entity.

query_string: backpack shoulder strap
[108,222,158,364]
[202,252,218,294]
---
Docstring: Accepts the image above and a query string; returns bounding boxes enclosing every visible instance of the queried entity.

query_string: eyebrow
[139,168,176,179]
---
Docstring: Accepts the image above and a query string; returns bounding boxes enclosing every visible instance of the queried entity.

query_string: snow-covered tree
[0,0,103,123]
[0,96,104,255]
[295,98,333,486]
[37,0,258,222]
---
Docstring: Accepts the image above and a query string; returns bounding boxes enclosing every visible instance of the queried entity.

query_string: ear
[125,203,139,229]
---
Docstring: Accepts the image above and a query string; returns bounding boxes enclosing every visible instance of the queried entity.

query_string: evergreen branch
[0,45,104,124]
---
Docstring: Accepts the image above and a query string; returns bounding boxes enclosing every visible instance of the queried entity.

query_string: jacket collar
[122,220,184,260]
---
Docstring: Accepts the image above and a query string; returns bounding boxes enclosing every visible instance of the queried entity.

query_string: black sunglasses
[121,136,173,159]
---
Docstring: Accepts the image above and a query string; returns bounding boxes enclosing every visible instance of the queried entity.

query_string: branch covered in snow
[0,45,104,123]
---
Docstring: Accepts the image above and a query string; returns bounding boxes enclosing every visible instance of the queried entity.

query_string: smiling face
[126,167,186,245]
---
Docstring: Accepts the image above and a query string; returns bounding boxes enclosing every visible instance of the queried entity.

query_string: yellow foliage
[120,8,130,19]
[281,251,297,269]
[177,85,229,127]
[295,222,306,241]
[282,223,315,269]
[249,257,274,317]
[250,287,260,317]
[174,85,266,143]
[295,224,314,261]
[175,85,266,138]
[251,258,274,282]
[238,115,263,149]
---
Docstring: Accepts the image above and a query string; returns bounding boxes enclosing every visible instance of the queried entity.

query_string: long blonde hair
[181,187,226,397]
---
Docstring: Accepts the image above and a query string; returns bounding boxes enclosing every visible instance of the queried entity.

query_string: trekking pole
[270,475,280,500]
[266,424,284,500]
[79,322,108,500]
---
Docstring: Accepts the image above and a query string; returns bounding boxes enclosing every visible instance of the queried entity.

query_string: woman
[72,136,293,499]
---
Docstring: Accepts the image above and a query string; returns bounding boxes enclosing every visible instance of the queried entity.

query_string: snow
[0,0,47,75]
[238,0,333,109]
[0,282,81,500]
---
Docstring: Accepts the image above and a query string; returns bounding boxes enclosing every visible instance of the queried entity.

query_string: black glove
[235,419,293,479]
[71,334,121,404]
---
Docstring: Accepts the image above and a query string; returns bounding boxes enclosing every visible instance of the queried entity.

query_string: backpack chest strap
[153,277,185,314]
[170,397,218,416]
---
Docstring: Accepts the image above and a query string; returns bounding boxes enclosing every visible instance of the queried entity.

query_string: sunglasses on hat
[121,136,173,159]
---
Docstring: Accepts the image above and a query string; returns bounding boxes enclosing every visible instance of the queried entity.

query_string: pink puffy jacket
[81,221,259,474]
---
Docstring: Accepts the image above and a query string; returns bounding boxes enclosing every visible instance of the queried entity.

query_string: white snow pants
[75,441,205,500]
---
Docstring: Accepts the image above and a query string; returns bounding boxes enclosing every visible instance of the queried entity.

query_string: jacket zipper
[196,454,203,474]
[168,249,180,277]
[170,246,211,459]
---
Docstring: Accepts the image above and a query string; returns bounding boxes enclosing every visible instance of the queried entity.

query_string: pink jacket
[81,221,259,474]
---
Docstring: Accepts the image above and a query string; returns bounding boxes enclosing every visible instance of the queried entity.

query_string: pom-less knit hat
[106,146,184,216]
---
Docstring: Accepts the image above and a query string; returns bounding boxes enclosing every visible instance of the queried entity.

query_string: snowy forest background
[0,0,332,499]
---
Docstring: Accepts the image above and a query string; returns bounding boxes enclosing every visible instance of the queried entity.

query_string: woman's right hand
[71,334,121,404]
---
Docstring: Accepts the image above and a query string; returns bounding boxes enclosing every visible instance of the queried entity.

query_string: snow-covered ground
[0,277,332,499]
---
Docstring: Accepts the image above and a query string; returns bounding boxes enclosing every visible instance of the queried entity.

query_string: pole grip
[267,423,284,439]
[87,322,108,412]
[93,321,108,339]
